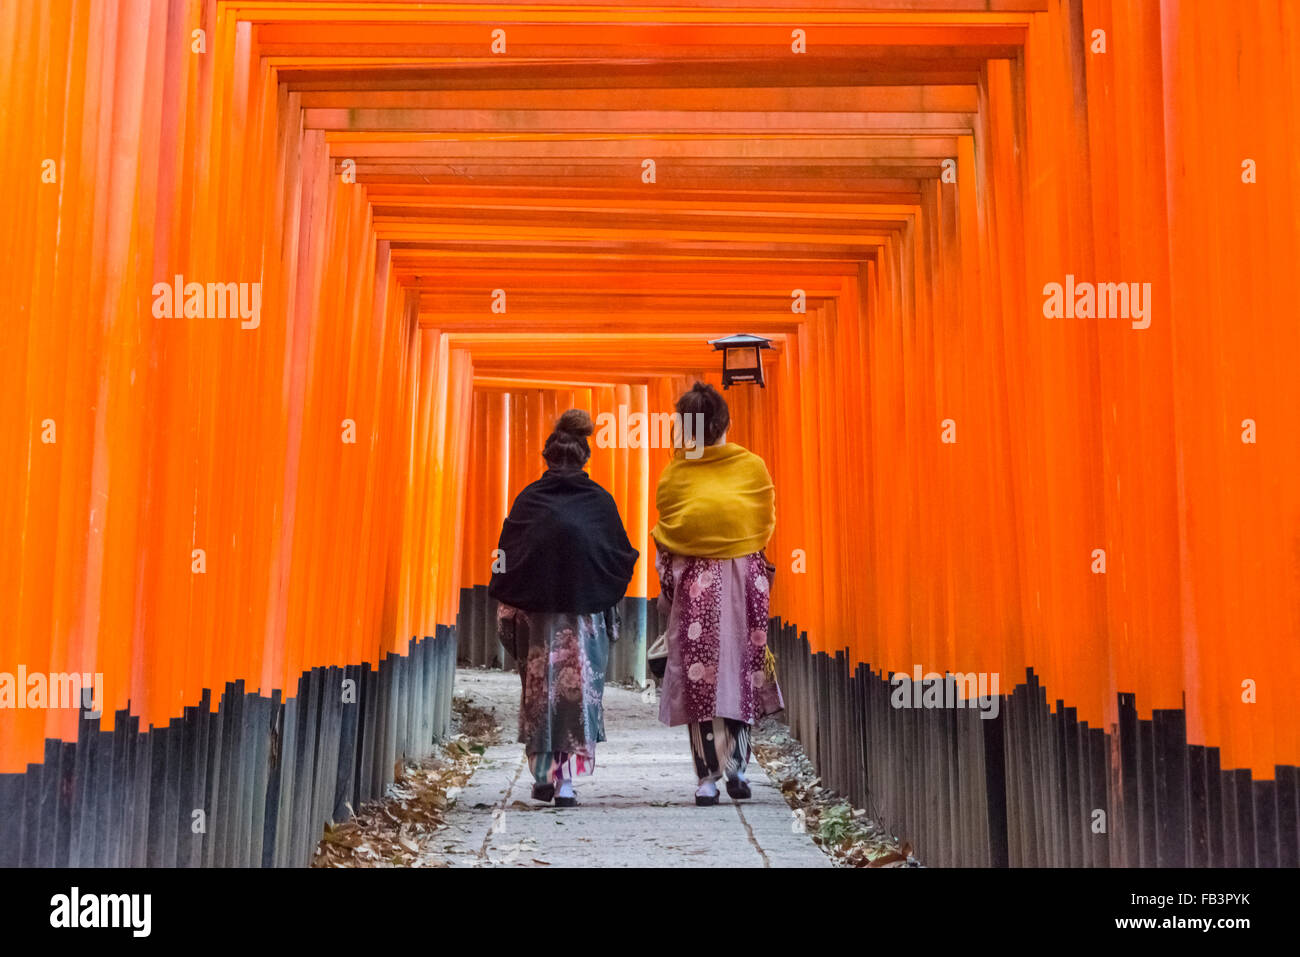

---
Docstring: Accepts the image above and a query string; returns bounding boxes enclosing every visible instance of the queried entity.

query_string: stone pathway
[419,669,830,868]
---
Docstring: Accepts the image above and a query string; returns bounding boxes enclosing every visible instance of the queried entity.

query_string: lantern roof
[708,333,773,351]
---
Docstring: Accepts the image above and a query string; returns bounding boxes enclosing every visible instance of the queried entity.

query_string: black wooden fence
[0,629,457,867]
[769,619,1298,867]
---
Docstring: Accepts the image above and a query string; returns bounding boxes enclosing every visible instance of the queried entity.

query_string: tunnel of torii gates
[1,0,1298,870]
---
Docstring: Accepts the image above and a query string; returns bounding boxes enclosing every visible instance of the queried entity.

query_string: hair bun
[555,408,594,438]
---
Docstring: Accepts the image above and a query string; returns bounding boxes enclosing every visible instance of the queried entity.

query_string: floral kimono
[650,440,782,788]
[488,464,638,795]
[498,604,620,786]
[656,547,783,729]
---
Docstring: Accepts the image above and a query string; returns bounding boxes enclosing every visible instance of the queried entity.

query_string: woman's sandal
[554,795,577,808]
[531,782,555,803]
[725,778,752,800]
[695,792,720,807]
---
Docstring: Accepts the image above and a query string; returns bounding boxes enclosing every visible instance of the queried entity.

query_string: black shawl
[488,468,639,614]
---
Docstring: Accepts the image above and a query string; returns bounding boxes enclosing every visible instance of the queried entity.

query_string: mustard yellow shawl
[651,443,775,558]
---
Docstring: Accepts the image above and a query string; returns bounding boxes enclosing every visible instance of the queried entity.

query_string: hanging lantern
[709,333,773,388]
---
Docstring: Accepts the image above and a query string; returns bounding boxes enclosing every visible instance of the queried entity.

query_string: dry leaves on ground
[752,715,922,868]
[311,693,502,868]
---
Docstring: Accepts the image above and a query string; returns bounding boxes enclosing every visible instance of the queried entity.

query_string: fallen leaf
[867,850,906,867]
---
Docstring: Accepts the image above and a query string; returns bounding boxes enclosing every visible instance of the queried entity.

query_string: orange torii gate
[1,0,1296,868]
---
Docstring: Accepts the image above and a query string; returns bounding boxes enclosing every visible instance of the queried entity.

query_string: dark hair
[675,382,730,447]
[542,408,594,468]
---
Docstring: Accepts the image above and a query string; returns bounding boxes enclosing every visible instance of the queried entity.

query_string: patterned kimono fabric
[499,604,619,787]
[655,547,784,783]
[687,718,751,783]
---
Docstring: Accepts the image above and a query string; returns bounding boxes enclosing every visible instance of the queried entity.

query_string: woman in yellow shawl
[652,382,784,806]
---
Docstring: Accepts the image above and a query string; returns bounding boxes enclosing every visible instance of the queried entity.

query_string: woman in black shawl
[490,409,638,806]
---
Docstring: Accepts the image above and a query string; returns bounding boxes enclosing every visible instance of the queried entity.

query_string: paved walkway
[421,669,830,867]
